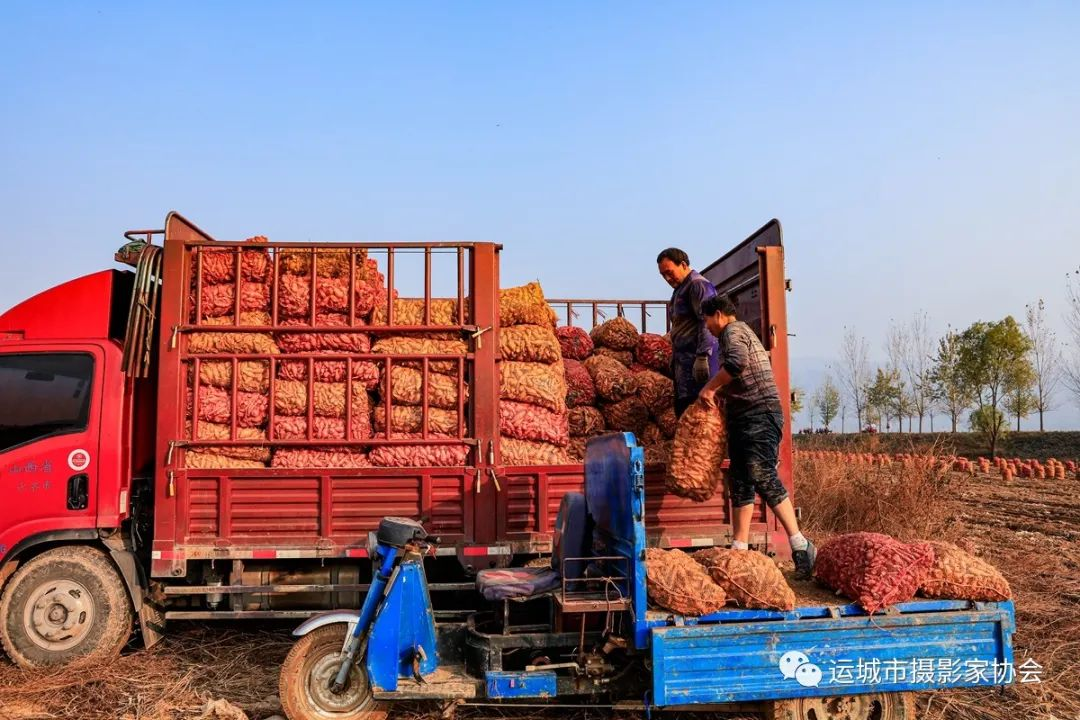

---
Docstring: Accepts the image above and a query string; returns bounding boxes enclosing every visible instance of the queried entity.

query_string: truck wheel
[0,546,134,668]
[280,624,386,720]
[766,691,914,720]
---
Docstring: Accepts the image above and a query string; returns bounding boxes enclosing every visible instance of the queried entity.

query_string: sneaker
[793,540,817,580]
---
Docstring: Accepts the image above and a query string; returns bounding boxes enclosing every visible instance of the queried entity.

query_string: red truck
[0,212,794,667]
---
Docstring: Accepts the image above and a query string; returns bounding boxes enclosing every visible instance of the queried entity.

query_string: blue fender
[292,611,358,638]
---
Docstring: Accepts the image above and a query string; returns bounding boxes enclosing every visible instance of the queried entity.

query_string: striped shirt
[719,320,781,419]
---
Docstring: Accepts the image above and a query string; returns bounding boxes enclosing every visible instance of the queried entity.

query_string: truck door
[0,349,103,558]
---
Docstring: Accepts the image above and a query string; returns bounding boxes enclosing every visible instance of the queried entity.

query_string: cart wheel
[279,625,387,720]
[766,692,915,720]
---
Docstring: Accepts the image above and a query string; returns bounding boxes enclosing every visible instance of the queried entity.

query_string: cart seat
[475,492,589,601]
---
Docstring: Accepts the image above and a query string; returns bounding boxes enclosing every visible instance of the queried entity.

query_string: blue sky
[3,2,1078,428]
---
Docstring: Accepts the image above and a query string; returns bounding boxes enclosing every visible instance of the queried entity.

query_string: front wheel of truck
[766,691,915,720]
[0,546,134,667]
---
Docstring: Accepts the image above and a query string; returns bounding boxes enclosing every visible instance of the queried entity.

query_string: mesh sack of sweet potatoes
[196,236,271,284]
[500,325,562,364]
[185,422,270,462]
[383,367,467,409]
[271,414,372,442]
[645,548,727,616]
[500,437,572,466]
[277,313,371,353]
[499,282,557,329]
[556,326,594,360]
[694,547,795,611]
[655,407,677,439]
[277,248,371,278]
[563,359,596,408]
[813,532,935,613]
[600,396,649,437]
[188,386,268,428]
[187,313,279,355]
[368,433,471,467]
[635,333,672,373]
[919,541,1011,601]
[635,369,675,416]
[277,275,386,321]
[567,436,589,463]
[568,407,606,437]
[371,298,462,327]
[277,356,380,390]
[193,281,272,321]
[371,336,467,375]
[273,380,371,419]
[664,400,727,501]
[373,405,461,435]
[500,361,567,414]
[271,447,370,469]
[640,422,671,465]
[583,355,636,402]
[184,451,267,470]
[593,346,634,368]
[499,400,569,446]
[590,317,640,351]
[197,360,270,394]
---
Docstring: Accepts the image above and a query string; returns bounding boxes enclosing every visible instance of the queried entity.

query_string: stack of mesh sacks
[557,318,675,465]
[368,297,471,468]
[498,283,571,465]
[185,237,276,469]
[269,247,387,468]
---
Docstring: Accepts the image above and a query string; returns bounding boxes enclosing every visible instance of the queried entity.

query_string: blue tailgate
[650,600,1015,705]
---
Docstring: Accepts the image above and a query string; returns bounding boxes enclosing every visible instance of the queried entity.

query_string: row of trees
[799,271,1080,456]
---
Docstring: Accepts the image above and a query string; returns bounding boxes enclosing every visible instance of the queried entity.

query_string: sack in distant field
[568,407,606,437]
[593,346,634,368]
[600,396,649,437]
[500,282,557,328]
[500,324,563,364]
[556,326,594,360]
[664,400,727,501]
[591,317,639,351]
[584,355,636,402]
[500,437,572,466]
[636,333,673,373]
[694,547,795,611]
[500,361,567,414]
[814,532,935,613]
[500,400,570,446]
[919,541,1011,601]
[645,548,727,616]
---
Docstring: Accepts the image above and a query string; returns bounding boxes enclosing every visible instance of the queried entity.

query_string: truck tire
[0,546,134,668]
[280,624,386,720]
[766,692,915,720]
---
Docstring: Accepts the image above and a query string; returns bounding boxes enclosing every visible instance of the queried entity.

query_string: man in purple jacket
[657,248,720,417]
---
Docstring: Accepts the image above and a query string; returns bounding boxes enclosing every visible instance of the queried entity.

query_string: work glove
[693,355,711,384]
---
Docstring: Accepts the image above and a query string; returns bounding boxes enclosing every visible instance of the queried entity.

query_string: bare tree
[885,321,908,433]
[902,311,935,432]
[1065,271,1080,408]
[837,328,871,428]
[1023,299,1061,431]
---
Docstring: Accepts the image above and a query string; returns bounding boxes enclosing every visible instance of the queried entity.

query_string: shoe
[793,540,816,580]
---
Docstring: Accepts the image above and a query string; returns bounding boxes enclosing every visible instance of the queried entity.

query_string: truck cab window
[0,353,94,453]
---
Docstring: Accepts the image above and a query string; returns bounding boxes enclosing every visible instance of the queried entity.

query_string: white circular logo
[67,449,91,472]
